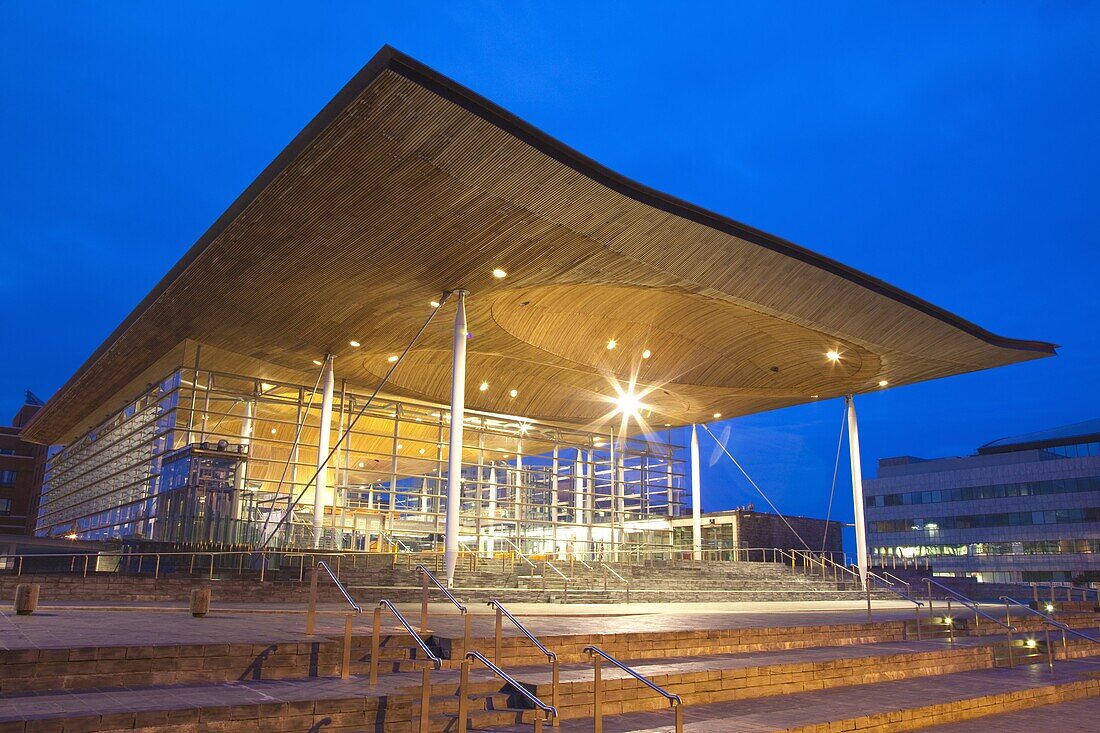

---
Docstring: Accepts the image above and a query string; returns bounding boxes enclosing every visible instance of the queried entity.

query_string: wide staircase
[5,564,1100,732]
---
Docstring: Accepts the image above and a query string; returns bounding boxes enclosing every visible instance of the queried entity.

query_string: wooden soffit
[23,46,1055,445]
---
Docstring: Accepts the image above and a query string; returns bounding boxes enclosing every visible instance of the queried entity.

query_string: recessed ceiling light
[387,355,399,363]
[664,423,671,427]
[509,389,518,398]
[357,461,365,468]
[419,448,426,455]
[811,395,820,399]
[312,359,323,366]
[642,349,651,359]
[878,380,889,387]
[479,381,489,392]
[349,340,361,348]
[713,412,722,419]
[607,339,617,350]
[430,300,440,308]
[826,350,841,362]
[492,268,507,279]
[397,443,404,450]
[270,428,277,435]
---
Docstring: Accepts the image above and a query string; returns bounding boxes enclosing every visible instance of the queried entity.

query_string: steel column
[445,290,469,588]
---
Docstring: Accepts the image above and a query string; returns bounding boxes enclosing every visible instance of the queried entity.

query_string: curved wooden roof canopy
[23,46,1055,446]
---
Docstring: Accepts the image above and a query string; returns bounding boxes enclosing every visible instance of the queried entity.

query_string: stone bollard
[14,583,40,615]
[189,588,211,617]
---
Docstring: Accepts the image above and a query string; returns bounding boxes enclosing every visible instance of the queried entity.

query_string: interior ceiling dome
[22,46,1055,445]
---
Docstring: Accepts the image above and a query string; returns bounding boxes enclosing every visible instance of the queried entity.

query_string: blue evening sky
[1,3,1097,544]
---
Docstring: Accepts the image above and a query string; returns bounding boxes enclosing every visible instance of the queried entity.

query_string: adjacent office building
[865,419,1100,583]
[0,393,48,535]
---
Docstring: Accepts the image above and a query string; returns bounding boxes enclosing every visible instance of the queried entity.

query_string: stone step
[487,661,1100,732]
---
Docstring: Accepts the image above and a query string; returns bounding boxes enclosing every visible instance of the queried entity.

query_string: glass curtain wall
[38,367,686,557]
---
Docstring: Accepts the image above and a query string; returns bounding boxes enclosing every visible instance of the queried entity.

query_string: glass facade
[865,429,1100,583]
[36,367,687,557]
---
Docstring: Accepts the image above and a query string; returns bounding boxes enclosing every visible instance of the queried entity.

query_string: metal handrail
[380,531,412,552]
[544,561,569,582]
[317,560,361,613]
[501,537,538,568]
[416,564,467,613]
[866,570,923,607]
[488,600,556,661]
[465,651,558,719]
[604,564,628,585]
[818,553,860,580]
[1000,596,1100,645]
[379,600,442,669]
[923,578,1015,631]
[880,570,911,590]
[583,645,682,707]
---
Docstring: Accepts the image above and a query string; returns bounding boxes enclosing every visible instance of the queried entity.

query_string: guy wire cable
[257,290,454,550]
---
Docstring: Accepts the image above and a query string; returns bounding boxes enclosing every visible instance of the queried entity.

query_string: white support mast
[690,424,703,561]
[312,354,334,548]
[444,290,469,588]
[846,395,869,589]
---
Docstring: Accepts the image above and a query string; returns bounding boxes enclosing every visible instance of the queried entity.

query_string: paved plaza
[1,600,927,650]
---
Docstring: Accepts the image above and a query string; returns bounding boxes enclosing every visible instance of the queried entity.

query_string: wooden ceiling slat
[22,49,1054,446]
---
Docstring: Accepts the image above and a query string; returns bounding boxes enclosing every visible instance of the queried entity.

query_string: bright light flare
[826,350,841,362]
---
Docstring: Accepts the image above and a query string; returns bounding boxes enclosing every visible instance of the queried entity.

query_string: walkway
[2,600,927,650]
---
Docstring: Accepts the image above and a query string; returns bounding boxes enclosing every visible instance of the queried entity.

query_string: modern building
[20,47,1054,587]
[0,393,49,535]
[671,509,842,562]
[865,419,1100,583]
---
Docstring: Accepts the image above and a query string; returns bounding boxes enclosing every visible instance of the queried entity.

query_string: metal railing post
[369,606,381,686]
[419,666,431,733]
[463,611,472,658]
[674,703,684,733]
[593,654,603,733]
[154,554,161,580]
[259,554,266,583]
[1045,626,1054,670]
[420,571,429,633]
[1032,583,1039,605]
[306,565,318,635]
[926,579,933,616]
[83,555,90,578]
[495,605,503,663]
[189,553,196,575]
[341,613,353,680]
[17,556,23,576]
[208,553,215,580]
[457,659,470,733]
[1005,601,1015,667]
[552,656,560,728]
[946,600,954,644]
